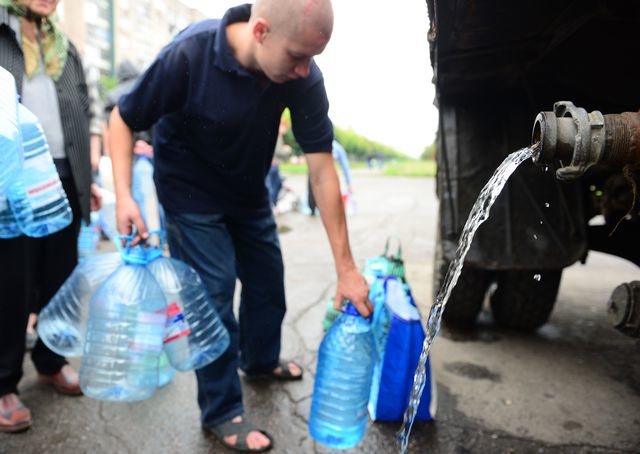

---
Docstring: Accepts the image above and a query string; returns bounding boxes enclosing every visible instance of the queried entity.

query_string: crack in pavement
[289,282,334,326]
[97,401,133,454]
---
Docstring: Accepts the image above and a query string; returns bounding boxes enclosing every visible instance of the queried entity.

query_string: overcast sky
[182,1,438,158]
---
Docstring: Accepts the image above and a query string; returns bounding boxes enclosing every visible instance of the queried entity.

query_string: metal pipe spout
[531,101,640,180]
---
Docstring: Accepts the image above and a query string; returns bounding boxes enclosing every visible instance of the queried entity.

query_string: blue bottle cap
[343,302,360,316]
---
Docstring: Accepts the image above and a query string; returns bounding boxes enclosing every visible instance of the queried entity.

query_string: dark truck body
[426,0,640,328]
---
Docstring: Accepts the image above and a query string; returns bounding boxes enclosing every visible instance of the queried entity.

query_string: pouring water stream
[397,145,538,452]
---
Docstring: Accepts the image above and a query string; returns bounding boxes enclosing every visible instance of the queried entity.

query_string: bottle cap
[343,302,360,316]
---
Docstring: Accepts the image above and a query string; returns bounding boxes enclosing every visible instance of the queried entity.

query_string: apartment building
[58,0,206,78]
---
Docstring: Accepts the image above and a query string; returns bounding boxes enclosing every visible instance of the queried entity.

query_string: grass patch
[279,160,436,177]
[279,163,309,174]
[383,160,436,177]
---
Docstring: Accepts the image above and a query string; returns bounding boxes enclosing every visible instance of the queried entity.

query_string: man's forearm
[308,153,356,274]
[109,106,135,199]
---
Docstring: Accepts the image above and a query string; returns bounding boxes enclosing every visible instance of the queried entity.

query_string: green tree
[279,113,411,160]
[421,142,436,160]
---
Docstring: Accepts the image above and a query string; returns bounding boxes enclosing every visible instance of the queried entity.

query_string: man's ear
[252,18,270,44]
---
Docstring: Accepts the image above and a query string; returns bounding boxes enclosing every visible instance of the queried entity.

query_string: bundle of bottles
[37,233,230,402]
[308,239,431,450]
[0,68,72,239]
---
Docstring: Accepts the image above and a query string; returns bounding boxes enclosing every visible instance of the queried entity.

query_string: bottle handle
[114,228,166,265]
[383,236,402,261]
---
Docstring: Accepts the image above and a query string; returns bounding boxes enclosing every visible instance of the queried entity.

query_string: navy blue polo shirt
[118,4,333,216]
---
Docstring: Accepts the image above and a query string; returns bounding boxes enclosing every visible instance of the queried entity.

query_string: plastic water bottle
[147,256,230,371]
[0,68,26,238]
[0,67,22,191]
[37,252,122,357]
[132,155,162,230]
[77,212,101,262]
[80,245,167,401]
[8,104,72,237]
[0,192,21,238]
[158,351,175,387]
[309,302,375,449]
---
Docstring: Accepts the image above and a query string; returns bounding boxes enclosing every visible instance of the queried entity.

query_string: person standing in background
[0,0,101,433]
[307,139,354,216]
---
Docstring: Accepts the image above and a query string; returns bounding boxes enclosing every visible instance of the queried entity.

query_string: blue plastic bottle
[37,252,122,357]
[0,68,26,238]
[8,104,72,237]
[77,212,101,262]
[147,256,230,371]
[79,243,167,401]
[309,302,376,449]
[0,67,22,191]
[0,193,21,238]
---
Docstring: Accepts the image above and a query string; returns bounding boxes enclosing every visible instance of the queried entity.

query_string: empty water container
[0,68,26,239]
[147,256,230,371]
[8,104,71,237]
[77,212,101,262]
[309,302,375,449]
[0,192,21,239]
[0,67,22,191]
[37,252,122,356]
[80,243,167,401]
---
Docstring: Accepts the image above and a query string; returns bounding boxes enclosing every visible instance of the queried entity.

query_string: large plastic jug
[308,303,375,449]
[132,155,162,230]
[147,255,230,371]
[37,252,122,356]
[8,104,72,237]
[77,212,101,262]
[0,67,22,191]
[0,192,21,238]
[79,241,167,401]
[0,68,26,238]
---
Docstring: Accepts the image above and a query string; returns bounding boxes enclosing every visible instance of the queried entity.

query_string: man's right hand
[116,194,148,246]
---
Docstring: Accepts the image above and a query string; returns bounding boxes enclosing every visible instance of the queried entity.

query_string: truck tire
[489,269,562,330]
[433,238,494,326]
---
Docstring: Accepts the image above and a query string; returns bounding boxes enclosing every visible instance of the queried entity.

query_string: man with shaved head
[108,0,371,451]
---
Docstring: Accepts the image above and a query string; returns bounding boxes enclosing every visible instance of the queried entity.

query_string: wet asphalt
[1,174,639,454]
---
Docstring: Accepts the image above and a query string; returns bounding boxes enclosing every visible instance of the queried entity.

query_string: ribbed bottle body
[147,257,230,371]
[80,264,166,401]
[309,308,375,449]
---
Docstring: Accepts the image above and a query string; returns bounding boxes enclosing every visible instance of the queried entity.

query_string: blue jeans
[164,210,286,427]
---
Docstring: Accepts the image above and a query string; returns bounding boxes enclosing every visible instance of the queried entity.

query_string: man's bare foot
[272,361,301,378]
[222,416,271,451]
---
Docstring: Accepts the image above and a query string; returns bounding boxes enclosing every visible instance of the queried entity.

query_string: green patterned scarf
[0,0,68,81]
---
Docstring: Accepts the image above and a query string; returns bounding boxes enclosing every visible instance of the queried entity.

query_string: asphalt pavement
[1,174,639,454]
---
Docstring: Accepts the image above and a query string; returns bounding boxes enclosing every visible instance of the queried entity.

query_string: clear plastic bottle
[77,212,101,262]
[147,256,230,371]
[0,192,21,239]
[80,254,167,401]
[37,252,122,357]
[0,67,22,191]
[8,104,71,237]
[0,68,27,238]
[308,302,375,449]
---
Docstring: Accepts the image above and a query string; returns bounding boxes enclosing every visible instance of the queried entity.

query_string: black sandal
[208,417,273,452]
[245,360,304,381]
